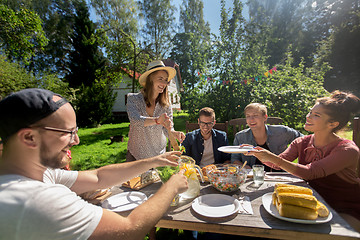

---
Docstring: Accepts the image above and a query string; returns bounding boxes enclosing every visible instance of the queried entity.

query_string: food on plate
[275,185,313,196]
[277,193,318,209]
[202,164,217,176]
[140,169,159,185]
[278,203,318,220]
[198,164,216,182]
[271,184,329,220]
[80,188,109,200]
[316,201,330,217]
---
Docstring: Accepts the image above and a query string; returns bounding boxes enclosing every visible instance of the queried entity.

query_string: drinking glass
[252,165,264,186]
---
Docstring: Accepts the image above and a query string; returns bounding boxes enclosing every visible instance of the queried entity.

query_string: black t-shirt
[254,142,283,172]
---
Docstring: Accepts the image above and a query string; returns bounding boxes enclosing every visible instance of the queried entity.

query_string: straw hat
[139,60,176,87]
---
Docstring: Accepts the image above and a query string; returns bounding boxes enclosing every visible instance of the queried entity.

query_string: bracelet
[155,118,161,125]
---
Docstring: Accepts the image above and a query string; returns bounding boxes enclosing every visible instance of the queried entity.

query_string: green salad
[156,165,179,182]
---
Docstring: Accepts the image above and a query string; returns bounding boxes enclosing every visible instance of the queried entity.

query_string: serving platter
[262,193,332,224]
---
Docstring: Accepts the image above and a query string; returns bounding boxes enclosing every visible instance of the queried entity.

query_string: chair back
[228,117,284,138]
[185,121,229,134]
[267,117,283,125]
[353,117,360,148]
[228,118,247,137]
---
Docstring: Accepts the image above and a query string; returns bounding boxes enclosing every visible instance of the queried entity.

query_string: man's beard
[200,129,211,136]
[40,144,68,169]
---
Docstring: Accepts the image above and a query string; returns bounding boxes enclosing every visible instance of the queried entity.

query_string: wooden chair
[353,117,360,148]
[228,117,284,138]
[185,121,229,134]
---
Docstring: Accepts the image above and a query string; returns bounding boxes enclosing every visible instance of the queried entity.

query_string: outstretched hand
[154,151,182,167]
[244,146,277,164]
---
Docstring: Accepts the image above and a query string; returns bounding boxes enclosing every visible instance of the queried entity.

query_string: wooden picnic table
[109,173,360,240]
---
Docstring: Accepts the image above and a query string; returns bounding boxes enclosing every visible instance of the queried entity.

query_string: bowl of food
[206,164,247,192]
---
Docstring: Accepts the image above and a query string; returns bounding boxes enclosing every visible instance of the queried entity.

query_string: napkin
[238,196,253,215]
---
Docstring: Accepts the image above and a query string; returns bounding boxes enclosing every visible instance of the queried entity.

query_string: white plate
[218,146,254,154]
[192,194,240,218]
[102,192,147,212]
[262,193,332,224]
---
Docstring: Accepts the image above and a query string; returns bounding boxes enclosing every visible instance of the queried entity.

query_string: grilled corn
[277,193,318,210]
[279,203,318,220]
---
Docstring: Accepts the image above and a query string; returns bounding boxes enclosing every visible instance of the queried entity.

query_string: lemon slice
[229,167,237,173]
[189,172,198,180]
[185,168,196,178]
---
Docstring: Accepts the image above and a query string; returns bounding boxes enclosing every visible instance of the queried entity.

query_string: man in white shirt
[0,88,188,240]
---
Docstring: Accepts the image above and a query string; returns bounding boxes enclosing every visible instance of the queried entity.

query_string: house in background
[111,59,184,117]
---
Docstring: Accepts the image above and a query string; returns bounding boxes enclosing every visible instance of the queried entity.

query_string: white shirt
[0,169,103,240]
[200,137,215,167]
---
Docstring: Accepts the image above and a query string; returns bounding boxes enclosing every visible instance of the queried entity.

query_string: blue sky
[89,0,246,36]
[172,0,236,36]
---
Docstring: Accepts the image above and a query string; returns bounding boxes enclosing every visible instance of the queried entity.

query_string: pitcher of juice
[178,156,204,199]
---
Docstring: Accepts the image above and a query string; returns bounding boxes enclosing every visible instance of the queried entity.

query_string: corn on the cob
[275,186,313,197]
[279,203,318,220]
[272,184,330,220]
[316,201,330,217]
[272,192,277,206]
[274,183,292,190]
[277,193,318,210]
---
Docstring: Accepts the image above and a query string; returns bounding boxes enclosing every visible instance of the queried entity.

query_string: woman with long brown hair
[126,60,185,161]
[247,90,360,231]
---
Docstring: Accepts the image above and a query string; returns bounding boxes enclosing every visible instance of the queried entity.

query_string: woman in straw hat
[126,60,185,161]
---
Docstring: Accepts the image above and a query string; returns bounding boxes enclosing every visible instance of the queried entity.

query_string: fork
[233,194,249,214]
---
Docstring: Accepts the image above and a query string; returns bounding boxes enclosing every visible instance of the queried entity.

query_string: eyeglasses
[41,126,79,143]
[199,121,214,127]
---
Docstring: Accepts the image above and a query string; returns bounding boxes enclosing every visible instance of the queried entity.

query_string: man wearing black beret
[0,88,188,239]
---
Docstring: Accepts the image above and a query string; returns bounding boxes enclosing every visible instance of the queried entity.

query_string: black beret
[0,88,68,141]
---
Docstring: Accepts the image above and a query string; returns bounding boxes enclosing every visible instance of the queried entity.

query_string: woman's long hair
[316,90,360,132]
[141,70,170,108]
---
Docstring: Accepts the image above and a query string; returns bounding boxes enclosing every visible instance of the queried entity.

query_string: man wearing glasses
[0,88,188,239]
[182,107,231,167]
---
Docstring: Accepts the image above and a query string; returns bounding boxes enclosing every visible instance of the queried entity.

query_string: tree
[170,0,211,110]
[66,0,105,88]
[250,51,329,130]
[90,0,140,69]
[0,4,48,65]
[1,0,76,74]
[139,0,176,59]
[210,0,250,121]
[314,0,360,97]
[0,54,72,100]
[66,0,115,127]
